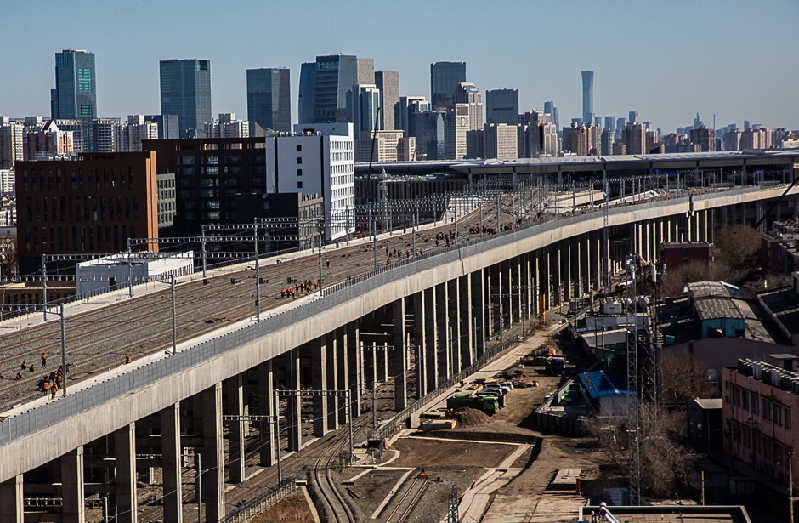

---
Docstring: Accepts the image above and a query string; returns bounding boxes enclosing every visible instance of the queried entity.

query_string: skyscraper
[298,62,316,125]
[453,83,483,131]
[51,49,97,120]
[375,71,399,130]
[581,71,594,125]
[350,85,381,139]
[544,101,559,132]
[246,68,291,133]
[312,55,363,123]
[396,96,430,133]
[485,89,518,126]
[604,116,615,132]
[430,62,466,108]
[159,59,212,137]
[628,111,638,124]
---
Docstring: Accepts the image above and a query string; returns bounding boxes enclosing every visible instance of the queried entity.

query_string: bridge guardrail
[0,184,777,447]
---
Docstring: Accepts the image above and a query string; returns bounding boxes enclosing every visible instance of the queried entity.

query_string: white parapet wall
[76,251,195,295]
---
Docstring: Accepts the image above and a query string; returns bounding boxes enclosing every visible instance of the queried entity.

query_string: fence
[0,185,776,447]
[223,479,297,523]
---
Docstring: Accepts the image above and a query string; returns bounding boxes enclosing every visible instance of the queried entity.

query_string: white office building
[262,123,355,241]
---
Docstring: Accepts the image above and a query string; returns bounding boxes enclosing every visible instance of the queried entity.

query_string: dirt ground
[250,493,315,523]
[389,438,517,469]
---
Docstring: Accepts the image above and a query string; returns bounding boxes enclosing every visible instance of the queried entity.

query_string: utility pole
[60,304,66,396]
[196,453,202,523]
[254,220,260,320]
[372,381,377,429]
[42,254,47,320]
[127,241,133,298]
[373,219,378,272]
[318,231,323,295]
[171,275,177,354]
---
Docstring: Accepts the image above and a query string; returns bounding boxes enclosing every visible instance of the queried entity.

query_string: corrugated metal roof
[694,398,723,409]
[579,371,634,398]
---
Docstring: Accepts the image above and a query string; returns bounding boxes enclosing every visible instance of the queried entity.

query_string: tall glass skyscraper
[581,71,594,125]
[313,55,359,123]
[51,49,97,120]
[430,62,466,108]
[246,68,291,133]
[297,62,316,125]
[159,59,212,137]
[485,89,518,126]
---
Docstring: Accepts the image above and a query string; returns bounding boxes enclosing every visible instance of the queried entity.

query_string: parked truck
[548,356,566,375]
[446,394,501,415]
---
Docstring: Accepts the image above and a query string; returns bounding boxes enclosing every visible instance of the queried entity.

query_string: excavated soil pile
[250,493,315,523]
[453,407,490,426]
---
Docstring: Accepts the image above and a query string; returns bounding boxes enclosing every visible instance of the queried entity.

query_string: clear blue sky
[1,0,797,133]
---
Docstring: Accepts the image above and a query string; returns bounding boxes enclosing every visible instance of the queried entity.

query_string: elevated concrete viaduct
[1,185,798,523]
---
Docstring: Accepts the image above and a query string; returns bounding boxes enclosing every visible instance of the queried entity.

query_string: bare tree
[589,402,699,499]
[659,352,717,405]
[715,225,761,273]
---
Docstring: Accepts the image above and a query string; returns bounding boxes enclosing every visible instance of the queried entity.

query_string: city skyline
[0,1,797,133]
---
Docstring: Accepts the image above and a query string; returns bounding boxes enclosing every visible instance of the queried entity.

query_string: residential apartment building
[484,123,518,160]
[204,113,249,139]
[114,116,158,152]
[724,358,799,488]
[453,82,483,131]
[0,122,24,168]
[354,130,404,163]
[24,120,74,160]
[15,152,159,273]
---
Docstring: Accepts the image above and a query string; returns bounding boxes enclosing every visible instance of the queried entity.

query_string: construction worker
[42,380,49,396]
[326,260,330,270]
[51,385,58,400]
[125,356,131,364]
[20,361,26,371]
[41,354,47,368]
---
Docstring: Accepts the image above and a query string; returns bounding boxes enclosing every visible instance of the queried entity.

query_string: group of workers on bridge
[280,280,319,299]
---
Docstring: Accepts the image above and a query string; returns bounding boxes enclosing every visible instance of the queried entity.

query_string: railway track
[0,200,525,412]
[313,427,357,523]
[383,471,429,523]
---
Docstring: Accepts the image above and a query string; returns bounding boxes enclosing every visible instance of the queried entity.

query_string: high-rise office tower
[298,63,316,125]
[604,116,615,131]
[628,111,638,124]
[246,68,291,133]
[350,85,381,139]
[396,96,430,133]
[159,59,212,137]
[454,82,483,131]
[312,55,370,123]
[581,71,594,125]
[430,62,466,108]
[375,71,399,130]
[544,101,559,128]
[51,49,97,120]
[485,89,518,126]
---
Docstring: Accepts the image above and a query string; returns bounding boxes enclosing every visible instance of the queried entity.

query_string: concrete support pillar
[114,424,137,523]
[566,242,573,301]
[424,287,438,392]
[382,341,389,385]
[576,241,583,298]
[489,265,500,334]
[458,275,473,368]
[286,349,302,452]
[257,361,275,466]
[346,321,362,415]
[501,261,511,327]
[514,257,522,322]
[556,246,562,307]
[524,254,533,321]
[326,332,338,431]
[337,327,349,425]
[436,283,450,381]
[412,292,427,398]
[0,475,23,523]
[311,337,328,437]
[160,403,184,523]
[447,279,461,375]
[471,270,485,361]
[224,375,245,484]
[546,249,552,308]
[585,234,592,295]
[201,383,224,523]
[393,298,407,410]
[61,447,85,523]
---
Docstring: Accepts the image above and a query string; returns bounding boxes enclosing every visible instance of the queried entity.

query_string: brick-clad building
[659,241,714,271]
[143,137,267,235]
[15,151,158,274]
